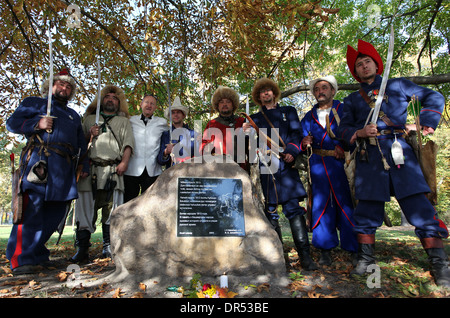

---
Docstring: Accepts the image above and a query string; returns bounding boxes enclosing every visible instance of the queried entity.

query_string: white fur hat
[164,96,188,119]
[309,75,338,96]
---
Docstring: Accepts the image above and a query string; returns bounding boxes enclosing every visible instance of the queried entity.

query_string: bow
[239,112,285,158]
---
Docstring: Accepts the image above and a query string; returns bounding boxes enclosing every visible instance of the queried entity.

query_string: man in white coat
[124,95,169,202]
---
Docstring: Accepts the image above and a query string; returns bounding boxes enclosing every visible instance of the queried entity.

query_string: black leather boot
[289,214,318,270]
[425,248,450,288]
[102,224,112,258]
[70,230,91,263]
[421,238,450,288]
[351,234,376,275]
[319,249,332,266]
[269,218,283,243]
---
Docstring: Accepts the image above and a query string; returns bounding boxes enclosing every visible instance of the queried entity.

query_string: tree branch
[60,0,166,96]
[417,0,442,73]
[282,73,450,97]
[5,0,39,92]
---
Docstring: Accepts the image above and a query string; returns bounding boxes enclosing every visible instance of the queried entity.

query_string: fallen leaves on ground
[0,226,449,298]
[113,288,125,298]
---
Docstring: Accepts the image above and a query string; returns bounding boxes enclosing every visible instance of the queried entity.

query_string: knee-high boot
[289,214,318,270]
[70,230,91,263]
[102,224,112,258]
[269,218,283,243]
[351,234,376,275]
[421,238,450,288]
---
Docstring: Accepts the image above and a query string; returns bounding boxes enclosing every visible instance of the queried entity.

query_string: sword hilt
[40,115,57,134]
[368,121,377,145]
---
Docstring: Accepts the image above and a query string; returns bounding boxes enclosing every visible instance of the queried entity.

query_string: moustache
[53,89,70,101]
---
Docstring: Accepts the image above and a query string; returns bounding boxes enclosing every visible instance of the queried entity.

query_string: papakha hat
[309,75,338,96]
[211,86,240,112]
[346,39,384,82]
[165,96,188,119]
[251,78,281,106]
[40,68,77,100]
[84,84,129,118]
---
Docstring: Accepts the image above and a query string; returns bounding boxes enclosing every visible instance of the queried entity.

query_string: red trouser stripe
[11,224,23,269]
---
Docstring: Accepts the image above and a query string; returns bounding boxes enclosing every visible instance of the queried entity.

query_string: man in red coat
[200,86,245,163]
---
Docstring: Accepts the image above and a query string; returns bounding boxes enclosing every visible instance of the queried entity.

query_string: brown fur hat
[251,78,281,106]
[211,86,240,112]
[84,84,129,118]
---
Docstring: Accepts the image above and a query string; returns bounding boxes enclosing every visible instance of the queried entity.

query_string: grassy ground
[279,219,450,298]
[0,223,448,298]
[0,225,102,248]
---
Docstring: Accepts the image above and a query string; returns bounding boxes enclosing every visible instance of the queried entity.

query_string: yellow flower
[203,284,218,298]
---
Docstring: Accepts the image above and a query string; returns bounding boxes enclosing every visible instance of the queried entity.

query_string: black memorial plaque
[177,177,245,237]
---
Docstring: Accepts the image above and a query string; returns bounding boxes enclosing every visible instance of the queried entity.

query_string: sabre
[42,25,57,133]
[95,58,101,125]
[245,94,249,120]
[46,29,53,117]
[370,25,395,125]
[167,79,172,142]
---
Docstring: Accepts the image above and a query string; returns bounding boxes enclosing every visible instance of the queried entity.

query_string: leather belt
[312,149,336,157]
[92,159,121,167]
[377,129,405,136]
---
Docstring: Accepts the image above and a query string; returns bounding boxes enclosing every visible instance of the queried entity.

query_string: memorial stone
[108,158,286,283]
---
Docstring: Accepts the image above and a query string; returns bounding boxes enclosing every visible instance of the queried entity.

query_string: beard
[103,101,118,113]
[219,109,233,117]
[53,89,70,102]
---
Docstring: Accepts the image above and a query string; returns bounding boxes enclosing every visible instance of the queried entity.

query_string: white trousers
[74,190,123,233]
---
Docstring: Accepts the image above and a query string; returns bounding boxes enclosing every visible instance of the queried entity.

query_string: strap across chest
[359,89,395,127]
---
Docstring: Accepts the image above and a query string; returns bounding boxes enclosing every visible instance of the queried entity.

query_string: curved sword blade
[371,25,395,124]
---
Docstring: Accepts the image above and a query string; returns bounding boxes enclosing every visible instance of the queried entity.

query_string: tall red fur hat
[346,39,384,82]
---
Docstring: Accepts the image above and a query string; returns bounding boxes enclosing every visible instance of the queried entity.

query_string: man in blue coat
[300,75,358,266]
[338,40,449,288]
[6,69,88,275]
[248,78,317,270]
[157,97,199,168]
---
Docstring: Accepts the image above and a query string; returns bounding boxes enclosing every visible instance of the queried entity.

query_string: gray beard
[103,101,118,113]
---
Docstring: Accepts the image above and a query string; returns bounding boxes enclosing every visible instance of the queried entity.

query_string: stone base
[109,159,286,282]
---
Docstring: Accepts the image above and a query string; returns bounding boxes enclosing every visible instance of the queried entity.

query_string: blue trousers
[354,193,448,239]
[311,195,358,253]
[6,190,69,269]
